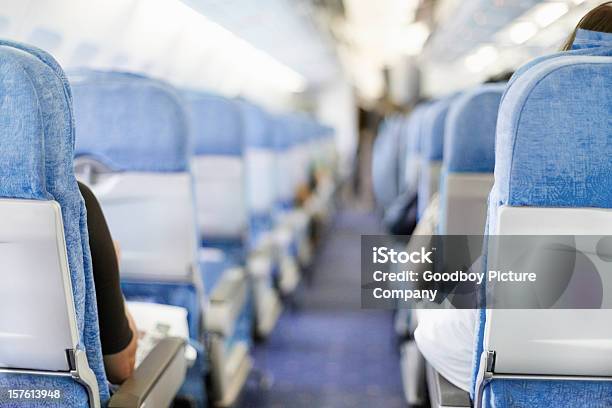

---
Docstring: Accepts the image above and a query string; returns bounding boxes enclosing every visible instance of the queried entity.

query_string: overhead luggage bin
[0,40,187,408]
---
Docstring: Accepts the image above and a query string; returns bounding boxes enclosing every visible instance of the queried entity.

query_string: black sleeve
[79,181,134,355]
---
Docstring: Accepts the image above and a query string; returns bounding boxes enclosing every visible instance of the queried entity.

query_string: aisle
[237,209,405,408]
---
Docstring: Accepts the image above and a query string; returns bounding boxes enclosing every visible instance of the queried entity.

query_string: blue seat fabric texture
[70,70,190,172]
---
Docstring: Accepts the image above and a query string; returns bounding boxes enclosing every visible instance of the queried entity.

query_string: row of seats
[373,27,612,408]
[0,40,338,408]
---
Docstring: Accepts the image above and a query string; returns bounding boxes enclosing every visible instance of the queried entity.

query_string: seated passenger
[413,2,612,392]
[78,181,138,384]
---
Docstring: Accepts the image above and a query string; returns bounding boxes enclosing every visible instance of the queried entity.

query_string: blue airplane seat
[417,97,454,219]
[307,121,337,224]
[392,102,429,332]
[286,115,311,200]
[0,41,187,408]
[283,114,318,268]
[403,105,428,197]
[70,70,202,335]
[268,115,304,295]
[238,100,283,338]
[69,70,204,406]
[300,119,334,209]
[185,91,246,259]
[438,84,505,235]
[472,55,612,408]
[239,101,276,249]
[272,115,299,212]
[184,91,254,406]
[318,123,337,182]
[406,84,505,408]
[380,110,428,235]
[0,38,109,408]
[372,116,403,211]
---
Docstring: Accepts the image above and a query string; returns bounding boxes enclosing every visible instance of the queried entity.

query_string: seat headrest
[492,56,612,215]
[320,124,335,140]
[0,46,48,200]
[372,116,403,208]
[271,115,297,151]
[70,69,190,172]
[444,84,505,173]
[406,104,428,155]
[572,28,612,50]
[282,115,310,147]
[238,100,273,149]
[507,39,612,92]
[420,97,455,161]
[185,92,243,156]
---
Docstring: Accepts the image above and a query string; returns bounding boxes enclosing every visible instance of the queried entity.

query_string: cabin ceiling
[0,0,602,106]
[181,0,341,87]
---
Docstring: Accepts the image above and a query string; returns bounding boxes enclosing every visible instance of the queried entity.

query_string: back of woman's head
[561,1,612,50]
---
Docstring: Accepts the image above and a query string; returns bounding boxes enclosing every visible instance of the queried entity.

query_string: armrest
[426,364,471,408]
[209,267,245,303]
[206,268,248,336]
[108,337,187,408]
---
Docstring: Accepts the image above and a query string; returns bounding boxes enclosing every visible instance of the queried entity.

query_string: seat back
[0,41,108,407]
[185,92,246,245]
[403,105,427,196]
[239,100,276,249]
[439,84,504,235]
[70,70,198,283]
[272,115,298,213]
[319,124,337,177]
[372,116,403,210]
[474,55,612,407]
[311,122,335,180]
[286,115,311,198]
[418,97,454,218]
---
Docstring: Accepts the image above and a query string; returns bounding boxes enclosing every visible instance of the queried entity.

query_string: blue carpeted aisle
[237,209,404,408]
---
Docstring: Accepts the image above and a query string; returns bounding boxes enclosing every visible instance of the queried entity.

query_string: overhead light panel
[508,21,539,44]
[150,0,307,93]
[529,2,570,28]
[464,44,498,73]
[401,22,430,55]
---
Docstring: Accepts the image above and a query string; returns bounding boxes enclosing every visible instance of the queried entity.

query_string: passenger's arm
[78,182,138,384]
[104,308,138,384]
